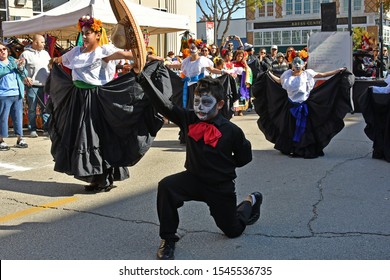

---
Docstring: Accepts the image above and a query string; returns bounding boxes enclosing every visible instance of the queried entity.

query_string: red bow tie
[188,122,222,148]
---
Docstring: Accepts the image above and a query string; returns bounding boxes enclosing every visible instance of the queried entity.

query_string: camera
[229,35,236,40]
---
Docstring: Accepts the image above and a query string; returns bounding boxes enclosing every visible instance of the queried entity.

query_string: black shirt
[139,62,252,184]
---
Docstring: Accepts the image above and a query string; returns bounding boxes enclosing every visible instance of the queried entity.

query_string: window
[273,31,282,45]
[295,0,302,15]
[286,0,293,15]
[254,32,262,46]
[258,1,274,17]
[353,0,362,11]
[384,28,390,46]
[0,0,6,22]
[285,0,334,15]
[282,31,291,45]
[342,0,363,13]
[304,0,311,14]
[253,28,325,49]
[0,10,6,22]
[33,0,42,14]
[292,30,301,44]
[33,0,68,15]
[263,31,272,46]
[302,30,311,44]
[313,0,320,13]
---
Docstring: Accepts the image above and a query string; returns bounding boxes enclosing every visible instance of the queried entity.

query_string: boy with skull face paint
[138,68,263,260]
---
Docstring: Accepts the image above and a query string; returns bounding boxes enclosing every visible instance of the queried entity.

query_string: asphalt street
[0,112,389,260]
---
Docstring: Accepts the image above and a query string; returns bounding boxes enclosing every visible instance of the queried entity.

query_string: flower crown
[77,15,103,32]
[287,48,309,63]
[188,38,204,48]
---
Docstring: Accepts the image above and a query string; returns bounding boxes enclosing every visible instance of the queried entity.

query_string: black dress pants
[157,170,252,241]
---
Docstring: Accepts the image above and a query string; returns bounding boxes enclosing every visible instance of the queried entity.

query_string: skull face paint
[193,92,218,121]
[190,43,198,54]
[292,57,304,71]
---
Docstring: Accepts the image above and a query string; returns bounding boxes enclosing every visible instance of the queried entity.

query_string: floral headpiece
[287,47,309,63]
[188,38,204,48]
[180,38,204,58]
[77,15,103,32]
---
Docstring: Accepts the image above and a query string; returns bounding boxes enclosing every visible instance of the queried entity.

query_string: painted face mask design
[193,93,218,121]
[190,43,198,54]
[292,57,304,71]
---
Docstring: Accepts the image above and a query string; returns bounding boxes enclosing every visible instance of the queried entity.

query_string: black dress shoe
[84,183,99,192]
[85,184,116,192]
[247,192,263,225]
[157,239,175,260]
[98,184,117,192]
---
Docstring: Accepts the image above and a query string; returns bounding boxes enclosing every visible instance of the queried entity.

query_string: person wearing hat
[165,51,175,63]
[244,43,256,64]
[253,57,353,159]
[48,15,164,192]
[270,45,278,61]
[271,52,289,77]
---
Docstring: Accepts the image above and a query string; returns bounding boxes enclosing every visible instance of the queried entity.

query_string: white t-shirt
[280,69,317,103]
[61,45,116,86]
[20,48,51,86]
[181,56,213,86]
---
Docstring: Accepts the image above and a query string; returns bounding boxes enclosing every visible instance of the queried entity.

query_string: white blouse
[280,69,317,103]
[61,45,117,86]
[181,56,213,86]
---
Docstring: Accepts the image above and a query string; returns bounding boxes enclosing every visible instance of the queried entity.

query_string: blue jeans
[0,95,24,138]
[26,86,49,131]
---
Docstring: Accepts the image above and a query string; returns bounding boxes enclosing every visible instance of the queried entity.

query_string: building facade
[246,0,389,52]
[0,0,196,57]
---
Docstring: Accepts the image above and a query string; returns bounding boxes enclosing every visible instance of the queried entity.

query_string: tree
[379,0,390,11]
[196,0,281,46]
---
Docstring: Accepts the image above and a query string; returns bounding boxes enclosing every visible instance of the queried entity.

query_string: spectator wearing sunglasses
[248,48,271,80]
[200,46,213,60]
[0,42,29,151]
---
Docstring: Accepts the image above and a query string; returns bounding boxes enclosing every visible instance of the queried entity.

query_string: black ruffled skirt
[358,87,390,161]
[252,70,354,158]
[46,64,163,184]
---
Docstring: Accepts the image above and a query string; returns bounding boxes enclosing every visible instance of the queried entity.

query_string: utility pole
[379,0,384,78]
[214,0,217,44]
[348,0,352,35]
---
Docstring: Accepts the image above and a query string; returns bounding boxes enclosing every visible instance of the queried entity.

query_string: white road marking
[0,162,32,172]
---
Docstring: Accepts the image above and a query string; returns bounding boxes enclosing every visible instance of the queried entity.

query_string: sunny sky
[196,0,246,21]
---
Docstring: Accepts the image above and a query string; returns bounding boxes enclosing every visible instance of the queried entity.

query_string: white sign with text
[308,31,353,72]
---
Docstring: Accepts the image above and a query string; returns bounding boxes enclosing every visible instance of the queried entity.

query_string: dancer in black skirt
[359,76,390,161]
[46,15,163,191]
[252,57,354,158]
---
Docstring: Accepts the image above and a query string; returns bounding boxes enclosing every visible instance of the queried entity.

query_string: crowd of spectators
[162,35,309,117]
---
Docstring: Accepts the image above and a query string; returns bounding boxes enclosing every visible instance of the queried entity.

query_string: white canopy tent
[2,0,190,38]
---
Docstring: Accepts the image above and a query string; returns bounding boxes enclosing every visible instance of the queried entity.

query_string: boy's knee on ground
[223,227,246,238]
[217,220,246,238]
